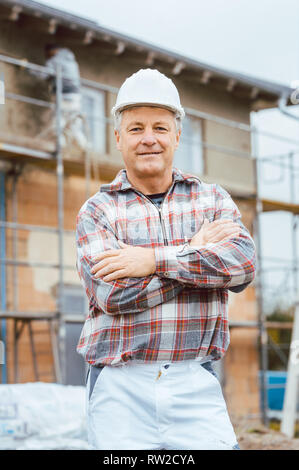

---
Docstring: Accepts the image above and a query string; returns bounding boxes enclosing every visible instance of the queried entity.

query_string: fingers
[209,220,238,230]
[92,249,121,262]
[92,242,130,263]
[91,258,111,273]
[203,227,240,243]
[209,218,234,225]
[92,262,120,279]
[205,220,240,236]
[211,225,241,241]
[102,269,127,282]
[198,218,237,234]
[92,258,131,280]
[215,225,241,238]
[192,218,241,246]
[217,231,240,242]
[222,233,240,241]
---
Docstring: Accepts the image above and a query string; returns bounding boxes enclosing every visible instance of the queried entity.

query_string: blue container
[259,371,286,411]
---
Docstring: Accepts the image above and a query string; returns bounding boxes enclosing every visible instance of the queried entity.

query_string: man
[29,44,88,152]
[76,69,256,450]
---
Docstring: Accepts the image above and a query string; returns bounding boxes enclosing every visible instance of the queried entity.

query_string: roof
[0,0,294,106]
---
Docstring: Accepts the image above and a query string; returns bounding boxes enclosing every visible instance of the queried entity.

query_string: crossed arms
[76,187,256,316]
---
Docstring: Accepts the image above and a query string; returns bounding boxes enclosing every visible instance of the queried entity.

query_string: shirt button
[164,272,170,277]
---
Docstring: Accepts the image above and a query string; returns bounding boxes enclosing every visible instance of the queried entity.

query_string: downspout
[278,93,299,301]
[0,170,6,383]
[278,93,299,300]
[278,93,299,436]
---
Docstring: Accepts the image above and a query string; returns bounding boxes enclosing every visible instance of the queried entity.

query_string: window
[174,115,203,174]
[60,284,88,385]
[81,87,106,154]
[60,284,88,318]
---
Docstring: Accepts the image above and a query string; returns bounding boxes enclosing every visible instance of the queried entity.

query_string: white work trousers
[60,94,89,151]
[38,93,88,151]
[86,360,239,450]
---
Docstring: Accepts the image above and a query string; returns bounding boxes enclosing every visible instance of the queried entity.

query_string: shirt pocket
[170,210,203,243]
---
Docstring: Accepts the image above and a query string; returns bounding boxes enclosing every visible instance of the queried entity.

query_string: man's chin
[136,162,165,177]
[138,166,165,177]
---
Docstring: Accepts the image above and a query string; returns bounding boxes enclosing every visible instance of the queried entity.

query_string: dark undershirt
[146,192,166,207]
[146,192,248,293]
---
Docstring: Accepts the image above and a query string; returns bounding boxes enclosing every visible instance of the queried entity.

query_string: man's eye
[156,127,167,131]
[130,127,142,132]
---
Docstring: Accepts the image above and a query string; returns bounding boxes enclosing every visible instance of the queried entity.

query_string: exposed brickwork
[2,167,259,419]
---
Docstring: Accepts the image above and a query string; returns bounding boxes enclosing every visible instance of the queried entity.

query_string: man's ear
[175,129,181,149]
[114,129,121,151]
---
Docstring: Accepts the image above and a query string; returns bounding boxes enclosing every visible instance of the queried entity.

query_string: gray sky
[39,0,299,86]
[38,0,299,311]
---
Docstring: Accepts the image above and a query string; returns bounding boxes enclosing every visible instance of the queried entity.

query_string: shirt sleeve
[76,208,184,316]
[154,184,256,289]
[28,57,55,80]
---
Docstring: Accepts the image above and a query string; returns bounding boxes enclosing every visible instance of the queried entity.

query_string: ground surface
[233,416,299,450]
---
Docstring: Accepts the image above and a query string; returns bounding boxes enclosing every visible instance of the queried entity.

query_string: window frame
[174,113,204,175]
[81,86,107,155]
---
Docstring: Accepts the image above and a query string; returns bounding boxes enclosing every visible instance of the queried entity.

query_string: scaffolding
[0,53,299,427]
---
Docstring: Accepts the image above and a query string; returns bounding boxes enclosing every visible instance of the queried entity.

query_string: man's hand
[19,58,29,69]
[189,218,241,247]
[90,241,156,282]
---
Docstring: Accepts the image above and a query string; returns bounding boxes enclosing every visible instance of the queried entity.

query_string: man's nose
[140,132,157,145]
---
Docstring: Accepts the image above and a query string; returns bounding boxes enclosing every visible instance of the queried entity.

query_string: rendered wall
[0,9,259,418]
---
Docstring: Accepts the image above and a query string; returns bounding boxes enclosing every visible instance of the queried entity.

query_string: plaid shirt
[76,168,256,366]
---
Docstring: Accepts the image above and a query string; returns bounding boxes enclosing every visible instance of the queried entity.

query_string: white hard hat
[111,68,185,119]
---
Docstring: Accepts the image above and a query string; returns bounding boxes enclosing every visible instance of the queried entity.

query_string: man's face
[115,106,181,180]
[46,48,59,59]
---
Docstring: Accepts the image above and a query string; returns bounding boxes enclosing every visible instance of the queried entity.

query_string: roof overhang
[0,0,295,110]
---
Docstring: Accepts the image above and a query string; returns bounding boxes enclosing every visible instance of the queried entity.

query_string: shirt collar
[100,167,199,193]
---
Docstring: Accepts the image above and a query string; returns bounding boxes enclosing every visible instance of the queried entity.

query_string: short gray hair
[114,109,182,133]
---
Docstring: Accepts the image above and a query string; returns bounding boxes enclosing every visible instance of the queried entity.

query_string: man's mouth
[137,151,162,156]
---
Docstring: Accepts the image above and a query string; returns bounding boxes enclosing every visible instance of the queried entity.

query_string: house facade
[0,0,293,418]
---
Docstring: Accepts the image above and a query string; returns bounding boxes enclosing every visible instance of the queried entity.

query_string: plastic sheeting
[0,382,91,450]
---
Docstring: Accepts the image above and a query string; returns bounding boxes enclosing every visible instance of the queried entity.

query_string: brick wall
[2,166,260,418]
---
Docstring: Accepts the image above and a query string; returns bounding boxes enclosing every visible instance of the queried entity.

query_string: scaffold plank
[262,198,299,215]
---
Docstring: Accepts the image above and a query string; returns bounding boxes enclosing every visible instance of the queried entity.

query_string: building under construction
[0,0,298,424]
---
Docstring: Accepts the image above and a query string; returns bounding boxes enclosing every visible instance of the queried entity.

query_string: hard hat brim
[111,102,185,119]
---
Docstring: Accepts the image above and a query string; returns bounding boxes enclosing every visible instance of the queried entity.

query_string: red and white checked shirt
[76,168,256,366]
